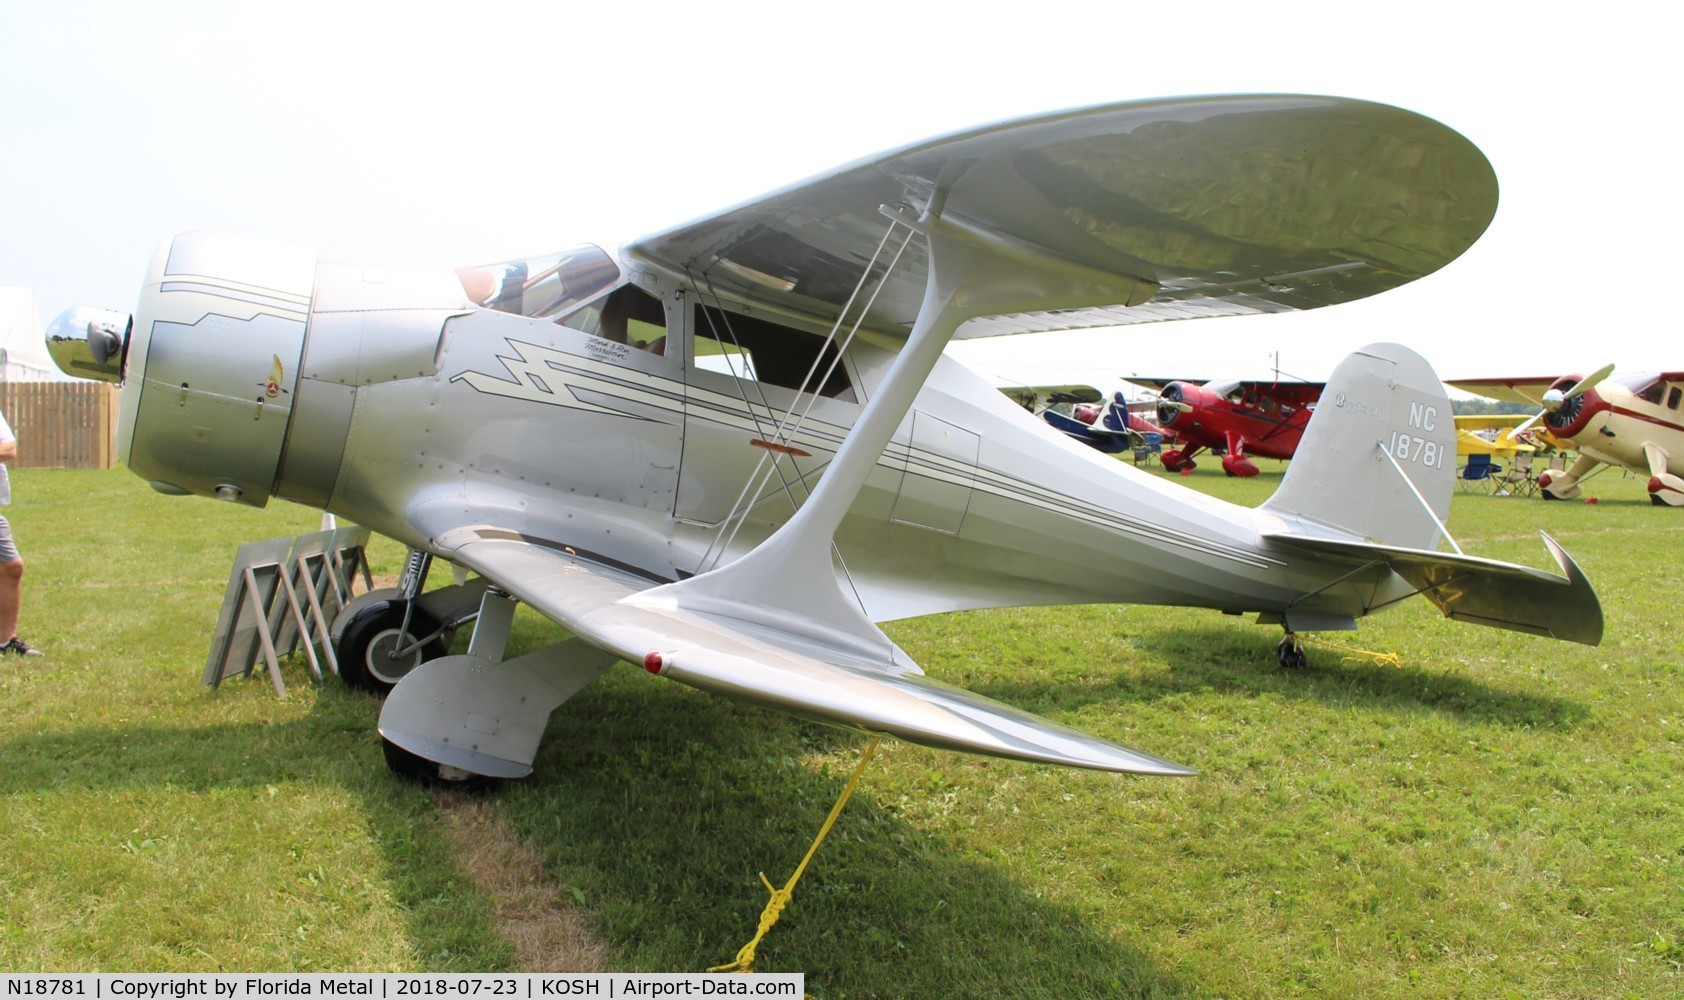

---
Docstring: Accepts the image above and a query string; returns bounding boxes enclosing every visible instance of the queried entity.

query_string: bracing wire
[692,218,918,575]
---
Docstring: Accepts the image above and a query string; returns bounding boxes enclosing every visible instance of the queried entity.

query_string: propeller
[1150,382,1195,425]
[1514,364,1613,434]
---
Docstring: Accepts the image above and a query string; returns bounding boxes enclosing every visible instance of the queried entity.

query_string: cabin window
[691,304,856,400]
[562,285,669,354]
[1669,386,1682,411]
[1631,377,1666,405]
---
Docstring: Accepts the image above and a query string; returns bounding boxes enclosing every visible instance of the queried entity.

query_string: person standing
[0,408,40,657]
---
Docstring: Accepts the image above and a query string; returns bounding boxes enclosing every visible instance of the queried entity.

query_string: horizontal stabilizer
[436,529,1192,775]
[1265,531,1603,645]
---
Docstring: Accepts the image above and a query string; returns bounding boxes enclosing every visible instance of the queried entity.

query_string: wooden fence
[0,381,118,469]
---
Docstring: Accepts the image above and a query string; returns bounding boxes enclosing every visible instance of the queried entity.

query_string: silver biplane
[50,95,1602,783]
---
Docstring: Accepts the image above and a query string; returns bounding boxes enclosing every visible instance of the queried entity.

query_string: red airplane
[1128,377,1323,476]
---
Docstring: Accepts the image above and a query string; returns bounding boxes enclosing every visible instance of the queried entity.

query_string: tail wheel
[1276,635,1308,670]
[335,600,449,695]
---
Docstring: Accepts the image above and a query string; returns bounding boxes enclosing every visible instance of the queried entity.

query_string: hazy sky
[2,1,1675,395]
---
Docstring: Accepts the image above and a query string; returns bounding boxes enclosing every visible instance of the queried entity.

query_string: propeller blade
[1564,363,1614,400]
[1514,409,1546,434]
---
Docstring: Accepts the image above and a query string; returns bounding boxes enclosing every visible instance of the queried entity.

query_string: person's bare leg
[0,558,23,642]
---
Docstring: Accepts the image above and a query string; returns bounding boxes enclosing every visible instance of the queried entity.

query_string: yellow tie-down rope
[710,735,882,974]
[1302,635,1404,668]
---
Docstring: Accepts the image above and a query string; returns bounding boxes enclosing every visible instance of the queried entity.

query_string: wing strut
[695,217,918,575]
[633,199,1159,665]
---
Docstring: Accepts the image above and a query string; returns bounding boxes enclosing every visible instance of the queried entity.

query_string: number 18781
[1388,431,1445,469]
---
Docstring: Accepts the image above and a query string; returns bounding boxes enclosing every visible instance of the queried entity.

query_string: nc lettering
[1408,401,1437,432]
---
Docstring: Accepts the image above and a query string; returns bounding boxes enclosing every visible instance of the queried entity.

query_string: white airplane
[1449,369,1684,505]
[48,95,1601,784]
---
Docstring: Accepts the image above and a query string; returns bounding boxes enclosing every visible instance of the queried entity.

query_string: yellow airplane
[1454,413,1538,458]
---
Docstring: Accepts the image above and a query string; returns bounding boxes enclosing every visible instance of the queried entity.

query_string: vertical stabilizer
[1261,343,1455,549]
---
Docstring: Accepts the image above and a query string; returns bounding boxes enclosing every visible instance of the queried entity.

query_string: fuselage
[108,233,1409,629]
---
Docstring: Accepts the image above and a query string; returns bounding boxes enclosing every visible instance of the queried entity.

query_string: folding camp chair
[1457,453,1502,492]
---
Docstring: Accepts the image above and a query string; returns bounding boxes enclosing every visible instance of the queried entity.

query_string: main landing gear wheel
[335,600,449,695]
[1277,635,1308,670]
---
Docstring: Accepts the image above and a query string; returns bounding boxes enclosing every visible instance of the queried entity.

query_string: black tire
[335,600,449,695]
[1276,638,1309,670]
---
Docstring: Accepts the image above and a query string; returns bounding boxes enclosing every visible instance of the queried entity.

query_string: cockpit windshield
[456,244,620,321]
[1615,373,1665,405]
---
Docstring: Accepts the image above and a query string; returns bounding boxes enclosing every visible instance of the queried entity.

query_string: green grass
[1,462,1680,997]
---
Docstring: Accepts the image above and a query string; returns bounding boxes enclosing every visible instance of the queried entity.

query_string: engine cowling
[1542,374,1608,440]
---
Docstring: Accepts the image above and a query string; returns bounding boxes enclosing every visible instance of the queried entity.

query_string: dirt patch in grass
[432,788,611,972]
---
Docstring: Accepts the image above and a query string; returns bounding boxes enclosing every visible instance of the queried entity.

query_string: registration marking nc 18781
[1386,400,1446,469]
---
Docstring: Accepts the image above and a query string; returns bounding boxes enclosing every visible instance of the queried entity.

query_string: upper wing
[627,95,1497,341]
[1445,377,1561,407]
[432,525,1192,776]
[997,384,1104,407]
[1121,378,1182,393]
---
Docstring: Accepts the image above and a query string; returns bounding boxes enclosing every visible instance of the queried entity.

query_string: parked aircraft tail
[1261,343,1602,645]
[1262,343,1455,549]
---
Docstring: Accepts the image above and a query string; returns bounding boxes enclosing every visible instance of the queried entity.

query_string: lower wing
[432,525,1193,776]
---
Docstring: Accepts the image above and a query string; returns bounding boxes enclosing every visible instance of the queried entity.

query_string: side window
[1668,385,1682,411]
[691,305,856,401]
[563,286,669,355]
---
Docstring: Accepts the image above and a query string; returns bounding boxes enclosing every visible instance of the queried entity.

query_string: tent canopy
[0,288,72,381]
